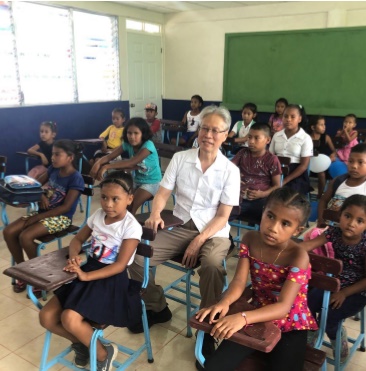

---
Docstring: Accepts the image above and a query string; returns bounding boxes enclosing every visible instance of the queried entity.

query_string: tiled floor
[0,188,365,370]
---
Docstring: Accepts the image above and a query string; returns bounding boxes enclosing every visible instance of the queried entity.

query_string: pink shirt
[239,243,318,332]
[269,114,284,133]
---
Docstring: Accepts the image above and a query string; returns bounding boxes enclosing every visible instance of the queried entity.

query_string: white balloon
[309,154,331,173]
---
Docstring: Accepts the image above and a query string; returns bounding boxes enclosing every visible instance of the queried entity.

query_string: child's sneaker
[330,326,349,363]
[13,280,26,293]
[71,342,89,368]
[97,343,118,371]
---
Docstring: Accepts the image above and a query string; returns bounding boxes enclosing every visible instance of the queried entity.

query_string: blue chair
[6,227,156,371]
[136,210,231,338]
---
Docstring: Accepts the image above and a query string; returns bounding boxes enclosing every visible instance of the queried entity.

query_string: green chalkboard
[222,27,366,117]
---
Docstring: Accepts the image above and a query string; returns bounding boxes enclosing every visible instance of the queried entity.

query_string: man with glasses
[128,105,240,346]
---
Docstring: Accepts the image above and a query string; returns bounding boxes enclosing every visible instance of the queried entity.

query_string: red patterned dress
[239,243,318,332]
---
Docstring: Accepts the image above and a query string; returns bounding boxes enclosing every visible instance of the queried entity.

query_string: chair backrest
[308,252,342,291]
[160,119,185,131]
[0,156,6,180]
[312,140,320,156]
[322,208,340,225]
[357,129,366,143]
[332,136,345,149]
[155,142,185,160]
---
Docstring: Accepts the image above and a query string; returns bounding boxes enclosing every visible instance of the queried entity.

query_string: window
[74,11,120,102]
[0,2,19,105]
[0,2,120,107]
[126,19,161,34]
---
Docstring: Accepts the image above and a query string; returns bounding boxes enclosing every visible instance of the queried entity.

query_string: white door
[127,33,162,118]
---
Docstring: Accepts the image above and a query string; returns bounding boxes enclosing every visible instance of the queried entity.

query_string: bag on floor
[0,175,44,204]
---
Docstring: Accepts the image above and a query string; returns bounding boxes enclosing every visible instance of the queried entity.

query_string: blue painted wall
[2,98,365,174]
[0,101,129,173]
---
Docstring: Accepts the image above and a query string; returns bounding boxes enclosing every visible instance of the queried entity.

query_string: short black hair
[249,122,271,137]
[340,194,366,215]
[100,170,133,194]
[242,102,257,114]
[122,117,153,144]
[191,95,203,106]
[265,187,311,226]
[112,108,125,118]
[345,113,357,123]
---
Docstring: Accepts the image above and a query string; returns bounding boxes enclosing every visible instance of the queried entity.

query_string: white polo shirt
[269,128,313,164]
[230,120,255,147]
[160,148,240,238]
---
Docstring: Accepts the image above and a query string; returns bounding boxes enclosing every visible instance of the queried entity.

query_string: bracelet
[241,312,248,327]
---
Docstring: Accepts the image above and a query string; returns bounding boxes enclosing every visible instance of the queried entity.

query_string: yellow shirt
[99,125,123,149]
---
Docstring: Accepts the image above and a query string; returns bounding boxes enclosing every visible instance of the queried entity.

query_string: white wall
[53,1,163,100]
[164,1,366,101]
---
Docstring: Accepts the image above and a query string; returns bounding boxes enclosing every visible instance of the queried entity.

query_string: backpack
[0,175,44,204]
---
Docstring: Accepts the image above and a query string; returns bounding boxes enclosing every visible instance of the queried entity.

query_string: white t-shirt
[327,180,366,210]
[187,111,201,132]
[160,148,240,238]
[230,120,255,147]
[269,128,313,164]
[87,208,142,265]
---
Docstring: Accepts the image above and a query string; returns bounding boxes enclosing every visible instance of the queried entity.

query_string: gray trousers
[129,219,231,312]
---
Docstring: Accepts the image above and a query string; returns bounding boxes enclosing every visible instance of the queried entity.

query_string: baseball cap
[145,103,157,111]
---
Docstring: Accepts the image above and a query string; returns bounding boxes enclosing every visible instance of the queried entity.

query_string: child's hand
[330,291,346,309]
[64,257,88,280]
[330,153,337,162]
[90,163,101,178]
[210,313,246,340]
[22,214,39,228]
[195,301,230,324]
[246,189,263,200]
[97,166,108,181]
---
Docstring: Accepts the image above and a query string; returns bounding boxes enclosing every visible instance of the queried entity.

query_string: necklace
[261,244,288,265]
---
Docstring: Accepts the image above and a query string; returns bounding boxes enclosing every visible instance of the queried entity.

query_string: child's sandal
[13,280,26,293]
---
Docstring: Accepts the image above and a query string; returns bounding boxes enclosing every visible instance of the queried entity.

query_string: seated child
[171,94,203,146]
[335,114,358,163]
[317,143,366,227]
[227,102,257,153]
[4,140,85,294]
[196,188,317,371]
[27,121,57,180]
[302,194,366,363]
[91,108,125,166]
[309,115,336,198]
[269,104,313,196]
[90,118,162,215]
[145,102,162,143]
[39,171,143,370]
[268,97,288,134]
[231,123,281,222]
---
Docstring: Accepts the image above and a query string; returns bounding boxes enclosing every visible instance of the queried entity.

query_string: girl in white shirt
[269,104,313,195]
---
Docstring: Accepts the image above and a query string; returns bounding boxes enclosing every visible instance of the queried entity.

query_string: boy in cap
[145,103,162,143]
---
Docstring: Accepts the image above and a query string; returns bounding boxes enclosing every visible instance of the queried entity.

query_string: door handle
[130,103,135,107]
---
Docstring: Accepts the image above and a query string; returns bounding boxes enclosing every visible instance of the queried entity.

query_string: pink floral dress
[239,243,318,332]
[269,114,284,133]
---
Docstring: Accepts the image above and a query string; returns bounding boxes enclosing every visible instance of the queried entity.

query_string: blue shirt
[44,166,84,219]
[122,140,162,184]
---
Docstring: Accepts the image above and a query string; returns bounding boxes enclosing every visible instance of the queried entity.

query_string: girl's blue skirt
[54,258,142,328]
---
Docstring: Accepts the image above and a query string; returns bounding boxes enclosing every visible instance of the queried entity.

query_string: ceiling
[114,1,285,14]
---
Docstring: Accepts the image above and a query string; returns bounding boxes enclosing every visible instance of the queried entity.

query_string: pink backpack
[303,227,334,258]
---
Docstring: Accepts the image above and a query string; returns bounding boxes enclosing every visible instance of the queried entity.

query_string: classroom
[0,1,366,370]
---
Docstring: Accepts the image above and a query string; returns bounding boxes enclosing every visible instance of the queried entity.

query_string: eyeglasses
[199,126,228,136]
